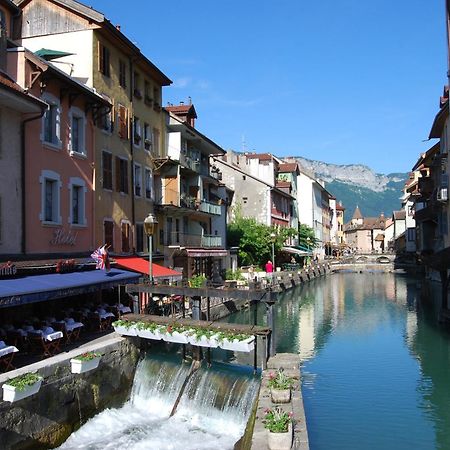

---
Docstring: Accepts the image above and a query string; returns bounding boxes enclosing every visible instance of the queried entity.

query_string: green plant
[6,373,42,391]
[263,407,292,433]
[112,320,136,329]
[189,274,207,288]
[268,369,294,390]
[216,330,252,342]
[164,323,187,335]
[225,268,245,281]
[136,321,164,332]
[73,352,101,362]
[188,327,216,340]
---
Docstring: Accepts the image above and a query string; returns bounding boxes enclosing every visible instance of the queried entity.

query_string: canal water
[226,272,450,450]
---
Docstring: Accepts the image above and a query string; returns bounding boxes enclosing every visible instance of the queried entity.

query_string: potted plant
[2,372,43,403]
[136,321,164,340]
[264,407,293,450]
[70,352,101,374]
[217,331,255,352]
[268,368,294,403]
[188,274,207,288]
[112,320,138,336]
[160,323,189,344]
[187,327,219,348]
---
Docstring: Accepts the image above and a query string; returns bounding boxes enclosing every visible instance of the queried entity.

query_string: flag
[91,245,110,271]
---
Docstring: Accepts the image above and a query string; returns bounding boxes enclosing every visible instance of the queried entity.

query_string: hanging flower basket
[218,334,255,352]
[112,320,138,336]
[70,352,101,374]
[2,373,43,403]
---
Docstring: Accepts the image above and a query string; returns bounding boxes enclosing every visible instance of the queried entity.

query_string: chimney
[179,101,184,105]
[116,24,121,31]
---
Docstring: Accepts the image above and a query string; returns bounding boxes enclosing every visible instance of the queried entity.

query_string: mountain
[291,157,408,222]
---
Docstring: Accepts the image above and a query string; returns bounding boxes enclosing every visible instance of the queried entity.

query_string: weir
[58,354,260,450]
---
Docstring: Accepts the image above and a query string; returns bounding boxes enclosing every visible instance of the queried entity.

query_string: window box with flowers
[187,327,220,348]
[217,331,255,353]
[268,368,295,403]
[70,352,102,374]
[264,406,293,450]
[136,322,164,340]
[112,320,138,336]
[2,372,43,403]
[160,323,190,344]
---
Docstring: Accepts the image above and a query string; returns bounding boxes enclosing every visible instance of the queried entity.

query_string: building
[15,0,172,256]
[335,202,345,245]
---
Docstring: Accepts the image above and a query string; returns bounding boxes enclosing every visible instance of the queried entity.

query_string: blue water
[227,273,450,450]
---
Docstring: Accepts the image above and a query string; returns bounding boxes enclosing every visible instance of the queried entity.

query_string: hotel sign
[50,228,78,246]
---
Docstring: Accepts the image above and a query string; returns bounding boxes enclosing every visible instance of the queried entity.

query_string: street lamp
[144,213,158,284]
[270,232,276,271]
[306,237,311,266]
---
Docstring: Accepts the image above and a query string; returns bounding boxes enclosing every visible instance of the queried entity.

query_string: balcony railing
[199,200,221,215]
[166,232,222,248]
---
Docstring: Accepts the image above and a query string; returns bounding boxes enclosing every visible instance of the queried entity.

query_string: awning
[0,269,140,308]
[185,249,229,258]
[281,246,312,256]
[34,48,74,61]
[114,257,182,280]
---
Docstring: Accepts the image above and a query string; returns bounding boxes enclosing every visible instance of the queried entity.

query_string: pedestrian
[265,260,273,273]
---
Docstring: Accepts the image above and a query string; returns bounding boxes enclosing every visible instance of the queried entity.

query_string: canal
[226,272,450,450]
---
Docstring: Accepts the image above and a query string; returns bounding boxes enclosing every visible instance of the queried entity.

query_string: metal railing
[166,232,222,248]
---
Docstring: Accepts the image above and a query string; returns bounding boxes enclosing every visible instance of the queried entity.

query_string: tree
[227,216,297,267]
[298,224,318,250]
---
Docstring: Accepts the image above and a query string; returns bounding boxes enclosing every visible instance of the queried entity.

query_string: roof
[165,103,197,119]
[278,162,300,174]
[344,215,386,232]
[393,210,406,220]
[2,0,20,13]
[245,153,274,161]
[114,257,182,279]
[276,181,291,189]
[0,268,140,308]
[336,203,345,211]
[412,143,440,171]
[374,233,385,241]
[429,102,449,139]
[352,206,363,220]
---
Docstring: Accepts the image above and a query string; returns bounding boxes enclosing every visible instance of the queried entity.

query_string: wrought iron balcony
[165,232,222,248]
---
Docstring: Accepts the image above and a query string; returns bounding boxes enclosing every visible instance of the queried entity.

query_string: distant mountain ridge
[289,156,408,222]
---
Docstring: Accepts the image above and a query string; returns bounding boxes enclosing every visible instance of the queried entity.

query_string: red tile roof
[336,203,345,211]
[245,153,273,161]
[0,70,25,94]
[278,162,299,173]
[165,104,197,118]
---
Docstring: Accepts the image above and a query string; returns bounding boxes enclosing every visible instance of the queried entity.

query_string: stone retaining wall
[0,336,140,449]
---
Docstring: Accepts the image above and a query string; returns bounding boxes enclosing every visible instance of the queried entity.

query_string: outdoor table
[0,341,18,372]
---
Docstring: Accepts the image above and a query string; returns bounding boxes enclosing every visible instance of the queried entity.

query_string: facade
[154,104,228,280]
[344,206,386,253]
[336,202,345,244]
[401,173,418,253]
[15,0,171,256]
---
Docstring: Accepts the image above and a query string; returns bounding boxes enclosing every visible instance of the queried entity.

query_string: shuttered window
[118,104,128,139]
[104,220,114,251]
[115,157,129,194]
[98,42,110,77]
[121,222,131,253]
[102,151,113,190]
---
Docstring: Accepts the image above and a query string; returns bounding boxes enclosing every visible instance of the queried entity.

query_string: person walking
[265,260,273,273]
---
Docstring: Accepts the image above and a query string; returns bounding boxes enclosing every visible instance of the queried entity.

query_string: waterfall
[57,356,259,450]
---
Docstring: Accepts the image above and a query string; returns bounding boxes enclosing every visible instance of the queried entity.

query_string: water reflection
[226,273,450,450]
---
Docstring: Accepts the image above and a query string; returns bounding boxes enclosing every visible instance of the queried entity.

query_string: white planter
[2,378,43,403]
[267,423,293,450]
[70,357,101,374]
[188,334,219,348]
[161,331,189,344]
[270,388,291,404]
[219,336,255,352]
[137,328,163,340]
[113,325,137,336]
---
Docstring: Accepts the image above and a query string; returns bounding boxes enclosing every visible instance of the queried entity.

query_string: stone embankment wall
[0,336,139,449]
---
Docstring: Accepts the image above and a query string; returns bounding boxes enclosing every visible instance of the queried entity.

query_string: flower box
[70,355,101,374]
[270,388,291,404]
[137,328,163,340]
[267,423,293,450]
[112,322,137,336]
[219,335,255,352]
[2,376,43,403]
[188,333,220,348]
[161,330,189,344]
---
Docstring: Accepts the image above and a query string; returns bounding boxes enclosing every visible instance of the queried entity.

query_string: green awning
[35,48,74,61]
[294,244,311,252]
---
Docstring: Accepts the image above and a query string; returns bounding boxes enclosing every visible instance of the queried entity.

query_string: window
[117,104,128,139]
[133,72,142,99]
[116,157,129,193]
[134,164,142,197]
[102,151,113,190]
[407,228,416,242]
[119,60,127,88]
[144,123,151,151]
[121,221,131,253]
[144,81,151,104]
[153,87,159,105]
[104,220,114,251]
[40,170,61,224]
[133,117,141,146]
[69,107,86,155]
[42,95,61,147]
[98,95,113,133]
[136,223,144,253]
[0,10,5,33]
[69,177,86,226]
[98,42,110,77]
[144,168,152,199]
[153,128,160,154]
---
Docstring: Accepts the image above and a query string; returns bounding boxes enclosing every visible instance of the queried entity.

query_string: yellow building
[16,0,171,255]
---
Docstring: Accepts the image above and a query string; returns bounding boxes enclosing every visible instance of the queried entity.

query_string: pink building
[7,48,109,255]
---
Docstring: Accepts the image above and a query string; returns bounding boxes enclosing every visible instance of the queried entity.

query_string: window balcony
[166,232,222,248]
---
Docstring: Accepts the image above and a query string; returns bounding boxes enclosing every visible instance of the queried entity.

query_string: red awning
[114,257,182,279]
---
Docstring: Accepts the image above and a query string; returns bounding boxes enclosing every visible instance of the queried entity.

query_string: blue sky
[90,0,446,174]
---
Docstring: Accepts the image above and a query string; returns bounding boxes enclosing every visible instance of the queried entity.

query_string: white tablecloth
[0,341,18,357]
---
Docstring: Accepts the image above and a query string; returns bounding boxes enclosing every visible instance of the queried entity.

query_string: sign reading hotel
[50,229,78,246]
[0,262,17,277]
